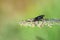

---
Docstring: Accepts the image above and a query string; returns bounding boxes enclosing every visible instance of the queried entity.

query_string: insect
[19,15,60,28]
[33,15,45,22]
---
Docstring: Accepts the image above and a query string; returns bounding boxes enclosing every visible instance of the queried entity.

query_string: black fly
[31,15,45,26]
[26,15,45,22]
[33,15,45,22]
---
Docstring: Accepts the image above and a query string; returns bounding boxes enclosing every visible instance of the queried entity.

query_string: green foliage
[0,0,60,40]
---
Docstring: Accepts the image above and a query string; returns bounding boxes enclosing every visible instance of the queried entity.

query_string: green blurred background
[0,0,60,40]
